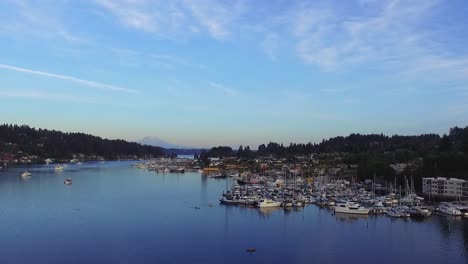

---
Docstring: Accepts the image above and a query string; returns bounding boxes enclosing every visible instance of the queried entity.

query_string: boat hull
[334,207,370,215]
[257,202,281,208]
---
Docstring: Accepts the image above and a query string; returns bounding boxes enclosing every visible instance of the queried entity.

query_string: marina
[134,158,468,221]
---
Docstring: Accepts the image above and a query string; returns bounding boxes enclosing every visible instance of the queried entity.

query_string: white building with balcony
[422,177,468,200]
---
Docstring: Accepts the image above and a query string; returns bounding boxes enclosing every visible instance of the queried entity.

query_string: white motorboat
[334,202,370,215]
[21,171,32,177]
[438,203,462,216]
[459,208,468,217]
[208,172,225,178]
[408,206,432,218]
[294,201,304,207]
[256,199,281,208]
[55,164,64,171]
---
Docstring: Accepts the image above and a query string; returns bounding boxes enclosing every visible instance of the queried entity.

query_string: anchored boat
[334,202,370,215]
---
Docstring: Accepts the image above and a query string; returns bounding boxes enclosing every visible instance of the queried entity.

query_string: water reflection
[20,175,31,182]
[258,207,281,217]
[334,213,368,223]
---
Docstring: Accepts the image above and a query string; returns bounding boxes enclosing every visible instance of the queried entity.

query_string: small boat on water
[438,203,462,216]
[334,202,370,215]
[294,200,305,207]
[21,171,32,177]
[64,178,72,185]
[452,203,468,217]
[459,208,468,217]
[55,164,65,171]
[255,199,281,208]
[408,206,432,218]
[208,172,225,179]
[219,196,239,205]
[386,207,410,218]
[282,198,293,208]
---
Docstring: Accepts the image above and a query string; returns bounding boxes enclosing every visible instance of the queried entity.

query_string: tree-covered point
[198,126,468,185]
[200,127,468,160]
[0,124,165,160]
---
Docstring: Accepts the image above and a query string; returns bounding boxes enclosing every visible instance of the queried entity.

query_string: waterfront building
[422,177,468,200]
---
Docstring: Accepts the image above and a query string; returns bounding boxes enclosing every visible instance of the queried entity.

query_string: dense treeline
[202,127,468,186]
[204,132,446,158]
[0,124,165,160]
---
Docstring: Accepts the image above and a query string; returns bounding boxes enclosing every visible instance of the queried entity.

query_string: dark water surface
[1,161,467,264]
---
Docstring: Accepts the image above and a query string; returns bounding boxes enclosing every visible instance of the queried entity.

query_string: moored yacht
[255,199,281,208]
[219,196,239,205]
[408,206,432,218]
[459,208,468,217]
[438,203,462,216]
[334,202,370,215]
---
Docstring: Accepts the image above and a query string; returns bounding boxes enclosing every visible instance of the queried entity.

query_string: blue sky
[1,0,467,148]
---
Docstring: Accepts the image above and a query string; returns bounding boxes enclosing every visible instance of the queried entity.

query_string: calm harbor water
[0,161,467,264]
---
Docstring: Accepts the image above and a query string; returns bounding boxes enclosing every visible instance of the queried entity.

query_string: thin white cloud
[0,63,139,94]
[94,0,160,33]
[183,0,246,40]
[0,0,88,44]
[94,0,247,40]
[289,0,444,70]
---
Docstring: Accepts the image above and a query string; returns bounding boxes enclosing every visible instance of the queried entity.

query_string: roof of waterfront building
[423,177,466,182]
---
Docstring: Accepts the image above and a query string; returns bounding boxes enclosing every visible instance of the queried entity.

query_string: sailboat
[386,186,410,218]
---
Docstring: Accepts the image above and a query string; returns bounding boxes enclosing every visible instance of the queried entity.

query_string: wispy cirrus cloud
[183,0,247,40]
[94,0,247,40]
[288,0,461,74]
[94,0,165,33]
[0,63,139,94]
[0,0,88,44]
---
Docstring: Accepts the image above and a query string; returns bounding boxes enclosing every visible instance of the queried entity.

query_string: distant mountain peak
[138,136,184,149]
